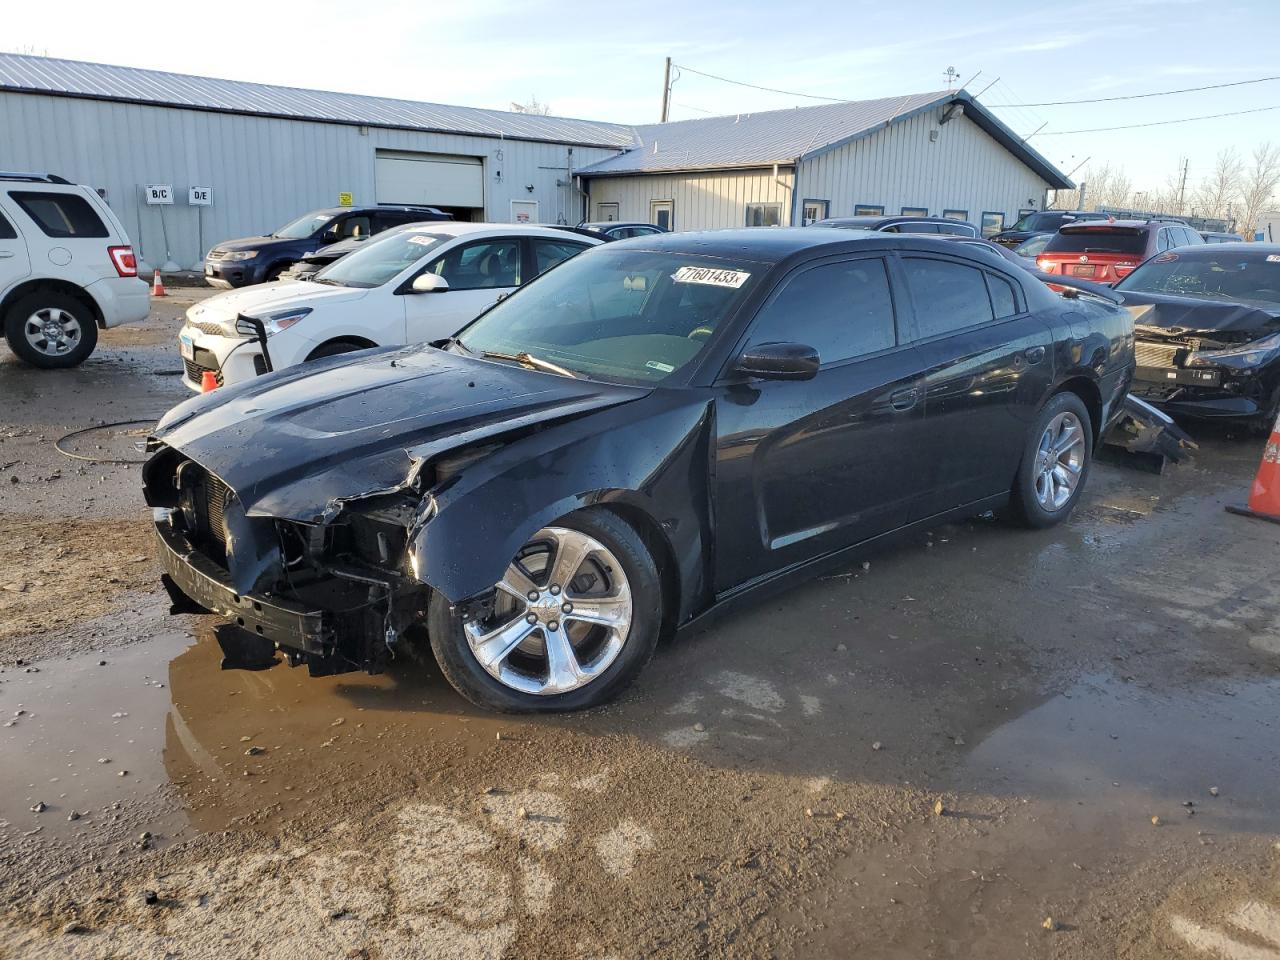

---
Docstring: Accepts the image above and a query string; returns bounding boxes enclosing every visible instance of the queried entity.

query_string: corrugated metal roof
[574,90,1073,189]
[0,53,636,148]
[576,93,948,174]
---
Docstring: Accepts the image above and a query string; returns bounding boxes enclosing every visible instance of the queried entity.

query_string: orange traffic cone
[1226,411,1280,524]
[152,271,167,297]
[200,370,219,393]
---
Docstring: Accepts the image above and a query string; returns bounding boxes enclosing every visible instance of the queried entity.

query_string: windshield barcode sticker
[645,360,675,373]
[673,266,750,288]
[1267,255,1280,263]
[407,235,437,246]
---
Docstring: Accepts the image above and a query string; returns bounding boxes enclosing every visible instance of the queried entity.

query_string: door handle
[0,251,14,259]
[1024,346,1047,364]
[889,387,918,411]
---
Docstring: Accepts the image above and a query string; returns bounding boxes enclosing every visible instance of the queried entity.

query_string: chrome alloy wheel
[1033,411,1086,511]
[463,526,633,696]
[23,307,82,357]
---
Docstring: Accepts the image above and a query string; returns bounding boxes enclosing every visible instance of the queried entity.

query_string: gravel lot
[1,289,1278,959]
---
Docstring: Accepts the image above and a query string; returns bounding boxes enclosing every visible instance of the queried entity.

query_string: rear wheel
[306,340,369,361]
[4,292,98,368]
[427,509,662,712]
[1010,392,1093,528]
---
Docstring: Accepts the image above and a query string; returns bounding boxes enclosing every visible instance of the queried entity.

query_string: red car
[1036,219,1203,286]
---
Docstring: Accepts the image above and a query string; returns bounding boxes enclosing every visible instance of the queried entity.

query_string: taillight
[108,245,137,278]
[1113,262,1136,278]
[1036,257,1055,273]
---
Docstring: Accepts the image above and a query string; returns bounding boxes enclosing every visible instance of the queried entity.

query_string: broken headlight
[1187,330,1280,370]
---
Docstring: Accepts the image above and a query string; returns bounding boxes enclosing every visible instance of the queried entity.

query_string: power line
[1031,103,1280,135]
[994,75,1280,107]
[671,62,847,103]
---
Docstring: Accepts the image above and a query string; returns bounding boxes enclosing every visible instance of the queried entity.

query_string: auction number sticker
[672,266,751,288]
[407,235,438,246]
[1267,255,1280,263]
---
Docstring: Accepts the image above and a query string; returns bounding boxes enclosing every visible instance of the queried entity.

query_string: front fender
[409,392,715,623]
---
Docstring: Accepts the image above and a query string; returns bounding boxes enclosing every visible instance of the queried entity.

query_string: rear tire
[427,508,663,712]
[1010,391,1093,529]
[4,291,98,368]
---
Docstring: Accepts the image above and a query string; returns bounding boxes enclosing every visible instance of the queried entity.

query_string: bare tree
[1063,164,1132,211]
[1237,142,1280,240]
[510,96,551,116]
[1191,149,1242,222]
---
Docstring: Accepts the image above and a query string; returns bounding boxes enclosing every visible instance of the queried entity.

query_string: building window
[980,212,1005,238]
[745,203,783,227]
[1018,208,1035,220]
[650,199,674,231]
[942,209,968,221]
[802,199,829,225]
[901,206,929,217]
[854,204,885,216]
[596,202,619,222]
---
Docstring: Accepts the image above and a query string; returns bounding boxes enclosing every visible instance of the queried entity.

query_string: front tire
[1010,391,1093,528]
[428,508,662,712]
[4,292,99,368]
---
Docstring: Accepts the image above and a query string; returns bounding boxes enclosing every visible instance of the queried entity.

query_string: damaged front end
[144,441,432,677]
[1101,394,1197,472]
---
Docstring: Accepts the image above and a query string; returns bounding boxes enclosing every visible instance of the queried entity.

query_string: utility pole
[1176,157,1189,215]
[660,57,672,123]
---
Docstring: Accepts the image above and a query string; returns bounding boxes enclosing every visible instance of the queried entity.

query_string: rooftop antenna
[943,66,960,91]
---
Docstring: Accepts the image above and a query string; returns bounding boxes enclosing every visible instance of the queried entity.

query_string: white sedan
[177,222,601,390]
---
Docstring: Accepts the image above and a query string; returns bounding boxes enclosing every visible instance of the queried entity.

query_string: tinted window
[431,238,522,289]
[534,238,589,274]
[10,191,108,238]
[1044,229,1148,256]
[893,222,939,234]
[902,258,994,338]
[0,209,16,240]
[748,259,896,365]
[936,222,977,237]
[335,215,371,239]
[987,273,1018,318]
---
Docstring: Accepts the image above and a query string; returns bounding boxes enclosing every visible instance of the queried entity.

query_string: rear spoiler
[1031,271,1124,305]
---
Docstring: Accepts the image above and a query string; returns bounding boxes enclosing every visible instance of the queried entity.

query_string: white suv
[0,173,150,368]
[177,222,600,389]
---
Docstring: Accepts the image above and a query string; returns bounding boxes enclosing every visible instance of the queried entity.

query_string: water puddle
[963,674,1280,833]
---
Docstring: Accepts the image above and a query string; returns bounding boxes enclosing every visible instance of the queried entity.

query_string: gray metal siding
[0,91,620,270]
[586,168,797,232]
[797,110,1050,228]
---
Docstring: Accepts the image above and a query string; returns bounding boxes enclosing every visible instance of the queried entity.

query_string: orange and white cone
[1226,411,1280,524]
[199,370,219,393]
[151,271,167,297]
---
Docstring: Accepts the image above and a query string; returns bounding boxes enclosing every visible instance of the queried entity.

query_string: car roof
[816,215,962,227]
[605,226,1016,263]
[579,221,660,230]
[383,221,604,241]
[1151,241,1280,257]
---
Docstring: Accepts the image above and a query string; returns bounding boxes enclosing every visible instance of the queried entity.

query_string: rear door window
[9,191,109,238]
[1045,229,1148,256]
[533,238,590,275]
[430,238,522,289]
[901,257,995,338]
[747,258,897,365]
[0,208,16,240]
[986,273,1019,318]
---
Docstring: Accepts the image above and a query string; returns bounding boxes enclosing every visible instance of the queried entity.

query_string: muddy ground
[1,289,1279,959]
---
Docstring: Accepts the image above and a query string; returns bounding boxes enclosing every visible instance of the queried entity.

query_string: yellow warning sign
[338,192,354,207]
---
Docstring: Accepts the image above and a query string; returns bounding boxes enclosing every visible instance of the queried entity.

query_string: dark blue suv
[203,204,449,288]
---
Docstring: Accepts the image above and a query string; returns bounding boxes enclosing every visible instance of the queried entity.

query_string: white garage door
[375,151,484,208]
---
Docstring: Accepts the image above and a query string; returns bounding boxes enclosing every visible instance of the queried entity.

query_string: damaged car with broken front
[145,228,1134,712]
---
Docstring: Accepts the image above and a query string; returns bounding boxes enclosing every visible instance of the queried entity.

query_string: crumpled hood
[188,281,369,325]
[152,344,648,520]
[1118,290,1280,337]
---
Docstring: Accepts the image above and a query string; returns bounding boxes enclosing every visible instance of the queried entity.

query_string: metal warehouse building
[0,53,1071,272]
[0,54,633,272]
[576,92,1073,235]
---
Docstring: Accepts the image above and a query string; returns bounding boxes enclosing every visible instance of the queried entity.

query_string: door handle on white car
[0,251,15,259]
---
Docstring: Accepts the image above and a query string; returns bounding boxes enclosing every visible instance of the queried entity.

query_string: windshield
[274,211,337,239]
[1116,252,1280,307]
[314,231,449,288]
[456,249,761,383]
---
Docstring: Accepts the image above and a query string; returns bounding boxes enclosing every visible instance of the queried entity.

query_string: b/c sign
[145,184,174,205]
[189,186,212,206]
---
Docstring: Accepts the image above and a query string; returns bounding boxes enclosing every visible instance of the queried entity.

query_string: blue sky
[6,0,1278,192]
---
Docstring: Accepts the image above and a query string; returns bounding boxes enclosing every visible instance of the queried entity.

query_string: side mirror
[411,273,450,294]
[735,342,820,381]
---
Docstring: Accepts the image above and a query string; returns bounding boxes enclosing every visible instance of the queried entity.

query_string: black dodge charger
[145,229,1134,711]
